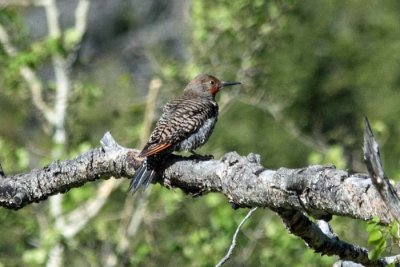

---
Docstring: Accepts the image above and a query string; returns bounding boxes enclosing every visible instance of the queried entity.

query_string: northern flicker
[129,74,241,193]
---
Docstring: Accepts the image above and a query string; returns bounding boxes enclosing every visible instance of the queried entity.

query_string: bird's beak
[220,81,241,88]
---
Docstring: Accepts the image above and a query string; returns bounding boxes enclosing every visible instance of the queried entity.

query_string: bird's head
[184,74,241,97]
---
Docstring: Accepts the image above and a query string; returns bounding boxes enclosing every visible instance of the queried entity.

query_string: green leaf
[376,236,387,249]
[368,229,383,245]
[369,248,382,261]
[390,220,399,239]
[368,234,387,260]
[22,249,46,265]
[366,221,378,232]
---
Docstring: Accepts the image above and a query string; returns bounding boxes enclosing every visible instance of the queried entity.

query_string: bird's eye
[209,80,215,85]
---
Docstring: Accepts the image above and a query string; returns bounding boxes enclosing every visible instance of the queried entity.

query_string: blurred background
[1,0,400,266]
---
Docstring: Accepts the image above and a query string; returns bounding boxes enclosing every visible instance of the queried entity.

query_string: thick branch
[164,154,392,224]
[0,132,397,266]
[0,132,140,209]
[0,133,392,226]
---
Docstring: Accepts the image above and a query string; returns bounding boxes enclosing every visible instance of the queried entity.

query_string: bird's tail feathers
[129,159,156,193]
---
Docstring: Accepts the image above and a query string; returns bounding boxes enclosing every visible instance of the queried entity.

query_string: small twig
[0,23,54,123]
[45,243,64,267]
[61,179,121,239]
[215,207,257,267]
[140,78,162,145]
[115,190,150,256]
[43,0,69,145]
[240,217,267,262]
[65,0,90,71]
[363,117,400,222]
[74,0,90,38]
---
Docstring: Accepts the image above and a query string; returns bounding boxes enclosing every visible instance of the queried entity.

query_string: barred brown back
[140,92,218,156]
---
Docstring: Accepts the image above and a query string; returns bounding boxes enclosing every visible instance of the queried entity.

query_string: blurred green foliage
[1,0,400,266]
[366,216,400,261]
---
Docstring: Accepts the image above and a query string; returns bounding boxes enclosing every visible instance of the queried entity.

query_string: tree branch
[275,208,387,267]
[0,132,392,224]
[0,131,399,265]
[0,132,139,209]
[363,117,400,222]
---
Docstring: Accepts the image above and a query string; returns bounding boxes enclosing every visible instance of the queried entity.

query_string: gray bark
[0,132,391,223]
[0,131,398,266]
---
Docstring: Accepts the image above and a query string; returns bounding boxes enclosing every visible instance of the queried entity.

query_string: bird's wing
[139,143,171,157]
[139,96,217,156]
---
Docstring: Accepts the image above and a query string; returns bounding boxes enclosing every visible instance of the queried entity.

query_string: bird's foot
[189,188,207,198]
[189,150,214,161]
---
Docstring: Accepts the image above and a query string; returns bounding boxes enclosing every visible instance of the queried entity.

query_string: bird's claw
[202,154,214,160]
[189,151,214,161]
[190,189,206,197]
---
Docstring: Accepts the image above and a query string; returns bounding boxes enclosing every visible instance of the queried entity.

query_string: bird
[129,73,241,193]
